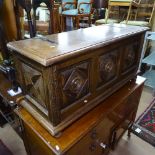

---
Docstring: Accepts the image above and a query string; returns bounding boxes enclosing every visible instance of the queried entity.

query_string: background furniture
[15,0,35,38]
[93,0,108,19]
[139,31,155,95]
[61,0,93,31]
[32,0,54,35]
[96,0,155,27]
[105,0,141,23]
[95,9,119,25]
[14,76,145,155]
[15,0,60,38]
[0,0,18,59]
[60,0,77,30]
[0,24,10,60]
[120,1,155,27]
[61,0,76,11]
[94,0,108,8]
[0,0,18,41]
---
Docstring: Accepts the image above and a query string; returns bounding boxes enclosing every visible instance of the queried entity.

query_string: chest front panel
[53,35,141,121]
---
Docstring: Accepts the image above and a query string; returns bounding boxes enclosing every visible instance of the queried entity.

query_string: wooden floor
[0,87,154,155]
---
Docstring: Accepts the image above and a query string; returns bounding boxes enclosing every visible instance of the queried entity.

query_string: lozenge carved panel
[122,43,138,72]
[22,63,47,109]
[97,50,119,88]
[59,61,90,109]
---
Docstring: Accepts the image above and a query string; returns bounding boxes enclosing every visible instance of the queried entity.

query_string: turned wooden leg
[76,16,80,29]
[88,15,91,27]
[105,6,111,24]
[61,16,66,32]
[128,128,131,138]
[111,131,116,150]
[153,89,155,97]
[56,10,61,33]
[128,122,134,138]
[126,5,132,24]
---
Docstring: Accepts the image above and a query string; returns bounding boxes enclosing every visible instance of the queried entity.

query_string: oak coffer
[7,24,148,136]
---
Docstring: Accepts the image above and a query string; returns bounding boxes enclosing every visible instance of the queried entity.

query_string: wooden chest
[7,24,148,136]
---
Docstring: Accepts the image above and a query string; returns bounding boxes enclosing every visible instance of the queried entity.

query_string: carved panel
[22,63,46,108]
[60,62,90,109]
[122,44,137,71]
[98,50,118,86]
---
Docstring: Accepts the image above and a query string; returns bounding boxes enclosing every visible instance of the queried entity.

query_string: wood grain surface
[15,76,145,155]
[7,24,149,66]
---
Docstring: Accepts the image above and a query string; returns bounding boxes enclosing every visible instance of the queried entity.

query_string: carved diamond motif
[63,68,88,99]
[123,45,136,70]
[59,62,90,108]
[99,51,118,83]
[22,64,46,108]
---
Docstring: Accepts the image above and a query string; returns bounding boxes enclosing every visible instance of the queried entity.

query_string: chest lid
[7,24,148,66]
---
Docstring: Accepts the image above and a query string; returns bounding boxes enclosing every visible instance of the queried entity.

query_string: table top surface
[15,76,145,155]
[7,24,149,66]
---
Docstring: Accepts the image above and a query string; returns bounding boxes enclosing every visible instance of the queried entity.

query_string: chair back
[149,1,155,24]
[16,0,35,38]
[32,0,54,35]
[62,0,76,10]
[78,0,92,14]
[135,0,155,24]
[124,0,155,27]
[133,0,141,4]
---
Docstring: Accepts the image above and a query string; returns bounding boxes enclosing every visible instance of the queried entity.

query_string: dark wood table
[15,76,145,155]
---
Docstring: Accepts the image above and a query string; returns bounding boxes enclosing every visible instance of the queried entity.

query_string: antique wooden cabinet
[15,76,145,155]
[7,24,148,136]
